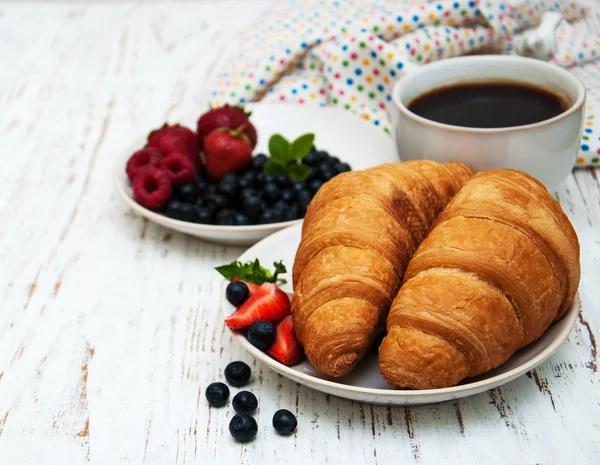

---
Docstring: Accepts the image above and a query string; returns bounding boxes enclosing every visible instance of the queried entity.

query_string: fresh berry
[229,414,258,443]
[205,382,229,407]
[283,205,299,222]
[251,154,268,170]
[281,189,296,204]
[241,196,264,219]
[217,179,238,199]
[226,281,250,307]
[240,187,258,200]
[132,167,172,210]
[204,129,253,180]
[196,207,214,224]
[215,209,236,225]
[320,169,336,181]
[268,316,304,366]
[147,123,200,169]
[272,409,297,435]
[196,105,257,149]
[231,277,260,296]
[275,174,292,188]
[255,172,266,186]
[126,148,164,180]
[206,194,229,212]
[159,152,196,186]
[273,200,288,212]
[335,162,351,174]
[234,213,251,226]
[262,183,280,204]
[224,361,251,387]
[178,183,199,203]
[308,179,324,194]
[248,320,277,350]
[179,203,197,222]
[302,151,320,166]
[164,200,183,219]
[306,167,322,183]
[259,210,279,224]
[232,391,258,415]
[225,282,291,330]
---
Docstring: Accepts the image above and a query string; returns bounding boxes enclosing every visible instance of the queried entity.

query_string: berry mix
[125,105,352,225]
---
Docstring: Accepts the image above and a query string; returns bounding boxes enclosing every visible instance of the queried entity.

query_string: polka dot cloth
[207,0,600,167]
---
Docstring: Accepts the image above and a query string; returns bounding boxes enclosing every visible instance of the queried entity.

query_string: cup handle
[517,12,562,61]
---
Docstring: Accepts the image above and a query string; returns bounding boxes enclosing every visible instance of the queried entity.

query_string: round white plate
[220,222,580,405]
[115,103,398,246]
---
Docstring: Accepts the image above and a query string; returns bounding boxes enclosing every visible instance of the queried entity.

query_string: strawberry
[204,127,253,180]
[225,282,290,330]
[197,105,257,149]
[126,148,165,180]
[268,316,304,366]
[159,152,197,186]
[147,123,201,170]
[232,277,260,296]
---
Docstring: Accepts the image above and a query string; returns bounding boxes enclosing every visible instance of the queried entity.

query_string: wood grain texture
[0,2,598,464]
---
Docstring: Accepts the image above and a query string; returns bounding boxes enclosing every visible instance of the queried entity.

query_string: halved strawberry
[268,316,304,366]
[225,282,290,330]
[231,276,260,296]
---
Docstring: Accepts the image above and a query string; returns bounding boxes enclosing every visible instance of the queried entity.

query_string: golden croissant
[378,169,580,389]
[292,160,474,377]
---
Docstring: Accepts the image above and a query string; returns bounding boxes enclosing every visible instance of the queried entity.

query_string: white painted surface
[0,2,598,464]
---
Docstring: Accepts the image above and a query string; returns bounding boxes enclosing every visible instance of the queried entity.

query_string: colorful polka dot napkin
[206,0,600,167]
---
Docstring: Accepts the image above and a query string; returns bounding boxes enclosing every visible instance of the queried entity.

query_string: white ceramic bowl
[115,103,399,246]
[220,222,580,405]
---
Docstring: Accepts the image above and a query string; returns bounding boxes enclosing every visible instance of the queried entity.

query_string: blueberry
[179,183,198,203]
[248,320,277,350]
[226,281,249,306]
[275,174,292,188]
[241,196,264,218]
[259,210,278,224]
[164,200,183,220]
[206,194,229,211]
[330,156,341,164]
[229,414,258,443]
[196,206,214,224]
[237,173,255,190]
[308,179,323,194]
[232,391,258,415]
[320,169,336,181]
[205,184,218,197]
[334,162,351,174]
[195,196,205,207]
[222,172,238,184]
[255,172,266,186]
[251,154,268,170]
[240,188,258,200]
[234,213,251,226]
[215,209,236,225]
[303,151,320,166]
[224,361,251,387]
[281,189,296,204]
[292,182,305,193]
[205,382,229,407]
[273,409,297,435]
[306,167,322,183]
[218,179,238,199]
[318,162,334,174]
[272,199,288,211]
[284,203,300,221]
[263,174,275,184]
[179,203,197,222]
[297,189,313,205]
[262,183,280,204]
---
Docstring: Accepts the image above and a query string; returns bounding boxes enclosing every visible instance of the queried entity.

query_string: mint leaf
[263,161,287,176]
[215,259,287,285]
[290,133,315,161]
[268,134,290,166]
[286,164,311,182]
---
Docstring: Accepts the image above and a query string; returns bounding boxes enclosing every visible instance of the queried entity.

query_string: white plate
[115,103,398,246]
[220,222,580,405]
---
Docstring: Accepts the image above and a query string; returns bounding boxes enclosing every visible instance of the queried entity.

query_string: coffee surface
[407,81,568,128]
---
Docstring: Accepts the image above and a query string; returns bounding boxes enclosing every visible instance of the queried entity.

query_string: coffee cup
[390,55,586,192]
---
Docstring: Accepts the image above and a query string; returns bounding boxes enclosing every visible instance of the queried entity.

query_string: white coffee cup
[390,55,586,191]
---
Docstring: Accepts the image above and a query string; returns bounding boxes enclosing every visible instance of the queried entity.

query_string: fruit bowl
[115,103,399,246]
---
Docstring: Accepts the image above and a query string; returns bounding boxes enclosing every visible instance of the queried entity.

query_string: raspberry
[132,167,172,210]
[126,148,164,180]
[159,152,196,186]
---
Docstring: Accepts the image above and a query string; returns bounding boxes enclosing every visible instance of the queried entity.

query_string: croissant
[378,169,580,389]
[292,160,474,377]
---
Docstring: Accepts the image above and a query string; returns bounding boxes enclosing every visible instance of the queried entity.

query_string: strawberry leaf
[216,259,287,285]
[286,164,311,182]
[268,134,291,166]
[263,161,287,176]
[290,133,315,161]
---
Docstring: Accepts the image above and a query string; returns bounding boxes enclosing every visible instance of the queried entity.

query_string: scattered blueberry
[273,409,297,435]
[224,361,251,387]
[232,391,258,415]
[226,281,249,307]
[205,382,229,407]
[229,414,258,442]
[248,320,277,350]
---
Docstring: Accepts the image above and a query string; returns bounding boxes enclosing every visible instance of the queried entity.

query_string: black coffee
[407,81,568,128]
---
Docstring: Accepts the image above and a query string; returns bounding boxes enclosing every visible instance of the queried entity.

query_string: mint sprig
[215,259,287,285]
[263,133,314,182]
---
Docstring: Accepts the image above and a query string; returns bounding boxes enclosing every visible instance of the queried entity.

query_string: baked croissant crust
[292,161,474,377]
[378,169,580,389]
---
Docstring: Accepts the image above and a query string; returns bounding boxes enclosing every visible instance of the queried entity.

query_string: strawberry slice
[268,316,304,366]
[225,283,290,330]
[231,276,260,296]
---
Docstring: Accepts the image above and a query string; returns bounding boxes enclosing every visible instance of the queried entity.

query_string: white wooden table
[0,2,598,464]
